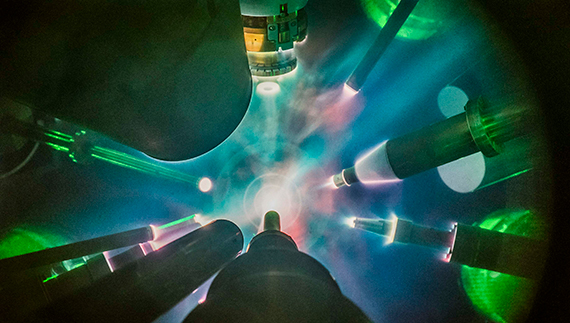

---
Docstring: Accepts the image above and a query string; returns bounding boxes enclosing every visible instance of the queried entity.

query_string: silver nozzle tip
[332,172,346,188]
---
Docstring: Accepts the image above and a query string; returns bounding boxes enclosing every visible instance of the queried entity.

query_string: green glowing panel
[360,0,457,40]
[461,210,546,323]
[0,227,89,282]
[0,227,68,260]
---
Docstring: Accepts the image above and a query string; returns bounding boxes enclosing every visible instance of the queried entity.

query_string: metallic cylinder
[354,218,394,237]
[346,0,420,92]
[37,220,244,323]
[0,226,154,274]
[263,210,281,231]
[392,219,454,250]
[186,212,370,322]
[450,224,547,279]
[333,98,532,187]
[387,112,479,179]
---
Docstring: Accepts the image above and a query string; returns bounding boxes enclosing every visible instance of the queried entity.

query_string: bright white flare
[198,177,213,192]
[385,213,398,245]
[343,83,359,96]
[345,217,357,228]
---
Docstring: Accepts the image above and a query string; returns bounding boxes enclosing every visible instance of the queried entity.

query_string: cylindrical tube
[387,112,479,179]
[0,226,154,274]
[450,224,547,279]
[345,0,420,92]
[187,213,370,322]
[333,98,531,187]
[353,218,394,237]
[392,219,454,250]
[38,220,244,323]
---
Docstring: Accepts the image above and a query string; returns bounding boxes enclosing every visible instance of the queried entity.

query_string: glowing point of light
[194,214,210,225]
[254,184,292,220]
[345,217,357,228]
[256,82,280,96]
[328,176,338,189]
[198,177,213,192]
[385,213,398,245]
[343,83,359,96]
[244,173,302,230]
[198,296,207,304]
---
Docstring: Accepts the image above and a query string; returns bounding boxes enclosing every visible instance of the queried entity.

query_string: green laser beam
[158,214,196,230]
[42,273,58,283]
[46,142,70,152]
[477,169,532,190]
[44,132,73,143]
[91,154,146,172]
[48,130,73,139]
[90,146,198,183]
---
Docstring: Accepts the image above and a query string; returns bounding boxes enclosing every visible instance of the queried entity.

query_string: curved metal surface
[0,0,252,160]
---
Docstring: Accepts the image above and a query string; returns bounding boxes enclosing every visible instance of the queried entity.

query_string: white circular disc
[437,152,486,193]
[437,86,469,117]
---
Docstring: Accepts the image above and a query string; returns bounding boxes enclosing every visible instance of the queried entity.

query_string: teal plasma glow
[461,210,547,323]
[360,0,458,40]
[158,214,196,230]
